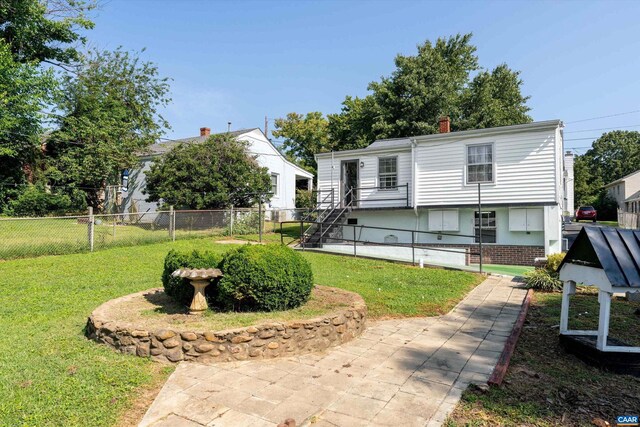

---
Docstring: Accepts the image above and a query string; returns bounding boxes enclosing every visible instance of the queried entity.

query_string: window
[378,157,397,190]
[475,211,496,243]
[467,144,494,184]
[121,169,129,192]
[270,173,278,196]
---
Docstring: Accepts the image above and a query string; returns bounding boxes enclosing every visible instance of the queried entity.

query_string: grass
[597,220,618,227]
[0,238,481,426]
[481,264,533,277]
[447,288,640,426]
[0,216,301,260]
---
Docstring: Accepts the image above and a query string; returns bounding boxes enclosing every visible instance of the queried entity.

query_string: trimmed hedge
[218,244,313,312]
[162,250,222,307]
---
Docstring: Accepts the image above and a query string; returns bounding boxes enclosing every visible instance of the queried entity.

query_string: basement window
[474,211,497,243]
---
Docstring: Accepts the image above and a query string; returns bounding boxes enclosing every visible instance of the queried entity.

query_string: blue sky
[87,0,640,153]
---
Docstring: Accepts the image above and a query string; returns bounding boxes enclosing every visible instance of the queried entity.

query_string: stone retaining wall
[85,287,367,364]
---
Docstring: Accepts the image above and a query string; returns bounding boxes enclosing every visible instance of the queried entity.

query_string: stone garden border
[85,286,367,364]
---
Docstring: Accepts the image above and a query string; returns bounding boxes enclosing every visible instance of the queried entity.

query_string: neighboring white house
[603,170,640,214]
[119,127,313,217]
[314,118,572,266]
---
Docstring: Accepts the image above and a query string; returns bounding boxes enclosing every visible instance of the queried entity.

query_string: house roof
[625,190,640,203]
[142,127,314,179]
[603,169,640,189]
[146,128,259,155]
[559,226,640,288]
[315,119,562,158]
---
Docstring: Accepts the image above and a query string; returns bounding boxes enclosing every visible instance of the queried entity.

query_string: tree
[274,33,532,164]
[0,0,95,65]
[144,134,272,209]
[459,64,531,129]
[46,48,171,208]
[0,40,56,211]
[272,112,330,174]
[574,131,640,205]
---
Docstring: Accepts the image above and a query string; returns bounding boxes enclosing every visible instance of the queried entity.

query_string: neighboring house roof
[603,169,640,189]
[626,190,640,203]
[559,226,640,288]
[146,128,259,155]
[315,119,562,158]
[143,127,313,179]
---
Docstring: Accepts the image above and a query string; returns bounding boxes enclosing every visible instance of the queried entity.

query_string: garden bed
[448,290,640,425]
[86,285,366,364]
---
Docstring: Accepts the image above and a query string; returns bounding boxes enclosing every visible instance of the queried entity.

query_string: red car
[575,206,597,222]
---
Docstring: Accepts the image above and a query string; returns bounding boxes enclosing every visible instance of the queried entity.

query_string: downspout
[411,139,419,228]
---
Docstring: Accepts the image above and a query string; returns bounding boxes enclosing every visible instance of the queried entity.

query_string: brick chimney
[200,127,211,137]
[438,116,450,133]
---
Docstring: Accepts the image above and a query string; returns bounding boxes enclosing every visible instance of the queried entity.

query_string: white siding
[315,150,412,208]
[415,129,558,206]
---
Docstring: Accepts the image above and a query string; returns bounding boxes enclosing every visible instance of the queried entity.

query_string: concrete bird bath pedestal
[171,268,223,314]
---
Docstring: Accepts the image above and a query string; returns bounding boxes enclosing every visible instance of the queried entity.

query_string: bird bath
[171,268,223,314]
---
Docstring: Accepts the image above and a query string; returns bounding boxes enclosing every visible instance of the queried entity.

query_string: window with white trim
[270,173,278,196]
[378,157,397,190]
[474,211,496,243]
[467,144,494,184]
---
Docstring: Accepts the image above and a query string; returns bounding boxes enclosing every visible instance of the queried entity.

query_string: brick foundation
[422,244,545,266]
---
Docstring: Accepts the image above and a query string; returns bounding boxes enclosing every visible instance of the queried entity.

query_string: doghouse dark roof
[559,227,640,288]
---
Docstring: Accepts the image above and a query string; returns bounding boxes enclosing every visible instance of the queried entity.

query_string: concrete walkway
[139,276,526,427]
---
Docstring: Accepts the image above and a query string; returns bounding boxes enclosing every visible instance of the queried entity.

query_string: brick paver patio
[139,275,527,427]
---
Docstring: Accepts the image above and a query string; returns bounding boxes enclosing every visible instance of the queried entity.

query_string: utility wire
[565,109,640,124]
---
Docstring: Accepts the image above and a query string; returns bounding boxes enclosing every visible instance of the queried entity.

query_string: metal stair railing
[318,188,353,243]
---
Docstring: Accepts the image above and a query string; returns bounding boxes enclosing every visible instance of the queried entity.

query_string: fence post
[169,206,176,241]
[88,207,94,252]
[300,221,304,250]
[411,231,415,266]
[280,222,284,245]
[258,202,263,243]
[353,226,357,257]
[230,205,234,236]
[112,214,116,239]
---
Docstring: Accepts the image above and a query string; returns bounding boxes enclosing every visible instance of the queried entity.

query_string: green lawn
[481,264,533,277]
[448,288,640,425]
[0,238,481,426]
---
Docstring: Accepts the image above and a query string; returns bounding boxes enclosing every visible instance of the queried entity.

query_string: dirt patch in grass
[116,364,173,427]
[447,290,640,426]
[97,285,353,331]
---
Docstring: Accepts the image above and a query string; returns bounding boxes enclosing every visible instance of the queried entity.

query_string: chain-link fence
[0,207,311,260]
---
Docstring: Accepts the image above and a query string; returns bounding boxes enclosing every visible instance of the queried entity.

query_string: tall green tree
[274,34,532,169]
[459,64,531,129]
[574,130,640,210]
[145,135,271,209]
[272,112,330,174]
[0,40,55,210]
[47,48,171,208]
[0,0,95,65]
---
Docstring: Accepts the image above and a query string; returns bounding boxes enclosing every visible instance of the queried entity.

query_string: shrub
[523,268,562,292]
[295,189,315,210]
[524,252,565,292]
[225,211,263,235]
[5,185,72,217]
[162,250,222,307]
[217,244,313,311]
[544,252,565,274]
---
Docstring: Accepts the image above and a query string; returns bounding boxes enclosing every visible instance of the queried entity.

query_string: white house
[604,170,640,214]
[120,127,313,217]
[313,118,573,266]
